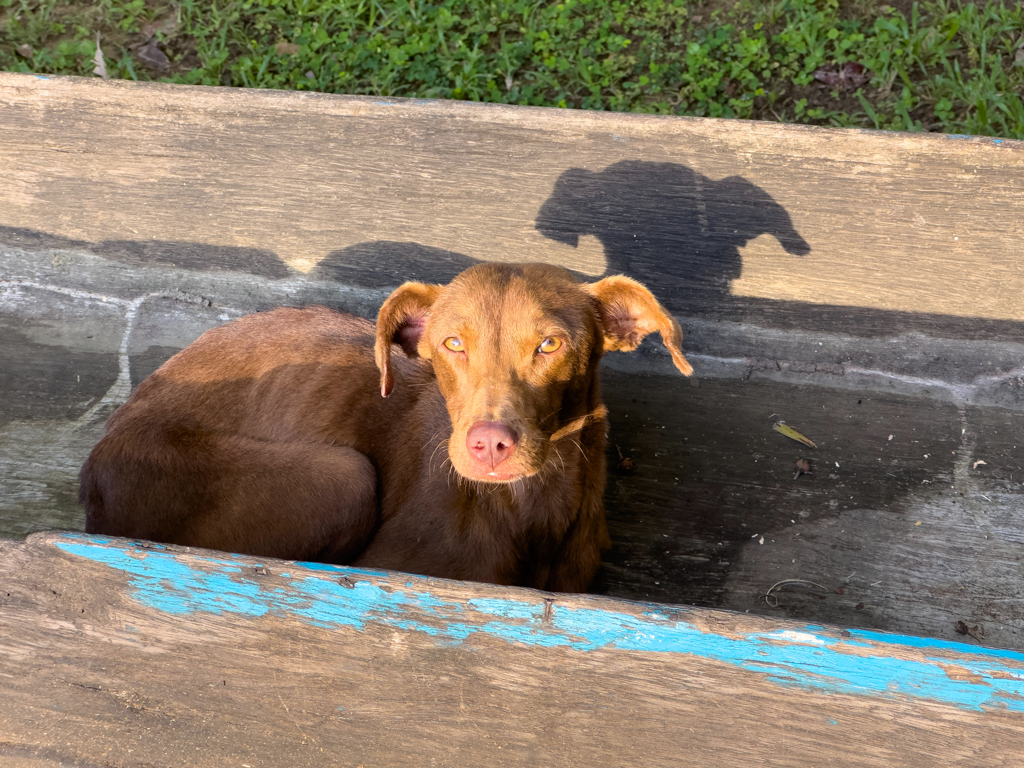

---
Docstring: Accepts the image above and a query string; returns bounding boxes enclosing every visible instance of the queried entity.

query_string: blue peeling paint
[849,628,1024,663]
[54,536,1024,713]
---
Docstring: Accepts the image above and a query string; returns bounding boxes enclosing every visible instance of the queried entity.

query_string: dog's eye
[538,337,562,354]
[443,337,465,352]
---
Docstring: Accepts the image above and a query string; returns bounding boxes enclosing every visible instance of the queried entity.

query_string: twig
[760,578,829,607]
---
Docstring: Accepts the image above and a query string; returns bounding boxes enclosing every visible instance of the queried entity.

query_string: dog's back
[81,307,408,561]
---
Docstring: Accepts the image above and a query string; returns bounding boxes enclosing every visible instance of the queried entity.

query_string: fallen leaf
[793,458,814,479]
[276,41,301,56]
[139,16,178,40]
[773,421,817,448]
[136,38,170,71]
[813,61,871,90]
[16,43,33,58]
[92,34,109,80]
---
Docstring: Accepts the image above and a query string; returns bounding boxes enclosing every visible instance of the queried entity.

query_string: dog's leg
[543,477,611,593]
[83,433,379,563]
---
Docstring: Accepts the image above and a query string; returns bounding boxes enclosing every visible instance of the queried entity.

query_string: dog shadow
[535,160,810,311]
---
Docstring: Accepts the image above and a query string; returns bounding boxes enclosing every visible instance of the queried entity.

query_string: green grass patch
[2,0,1023,138]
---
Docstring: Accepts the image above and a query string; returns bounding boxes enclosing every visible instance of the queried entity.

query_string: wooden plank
[2,532,1024,767]
[1,73,1022,329]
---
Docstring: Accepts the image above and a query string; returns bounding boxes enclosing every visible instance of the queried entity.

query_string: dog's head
[375,263,692,484]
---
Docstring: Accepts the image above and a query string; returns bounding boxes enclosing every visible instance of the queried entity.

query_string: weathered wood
[1,74,1023,655]
[2,532,1023,767]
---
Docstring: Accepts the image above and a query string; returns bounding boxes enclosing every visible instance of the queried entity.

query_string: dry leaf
[955,620,984,641]
[139,16,178,41]
[972,460,987,469]
[793,458,813,479]
[16,43,33,58]
[136,38,170,71]
[772,421,817,448]
[813,61,871,90]
[275,42,301,56]
[93,34,109,80]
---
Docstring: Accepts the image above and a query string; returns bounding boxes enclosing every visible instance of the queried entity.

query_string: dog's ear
[583,275,693,376]
[375,282,444,397]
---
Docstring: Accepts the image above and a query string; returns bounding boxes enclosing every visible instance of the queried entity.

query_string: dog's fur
[81,263,692,591]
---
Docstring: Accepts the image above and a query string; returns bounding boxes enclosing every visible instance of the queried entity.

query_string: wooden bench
[1,72,1023,763]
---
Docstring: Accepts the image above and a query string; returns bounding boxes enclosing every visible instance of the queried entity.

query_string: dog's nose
[466,422,518,470]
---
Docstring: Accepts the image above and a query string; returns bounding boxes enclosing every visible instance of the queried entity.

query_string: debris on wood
[615,444,635,473]
[973,460,988,469]
[834,587,844,595]
[955,620,985,641]
[856,602,865,610]
[793,458,814,479]
[773,421,816,448]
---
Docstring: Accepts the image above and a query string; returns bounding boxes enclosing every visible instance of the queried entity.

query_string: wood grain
[1,532,1023,767]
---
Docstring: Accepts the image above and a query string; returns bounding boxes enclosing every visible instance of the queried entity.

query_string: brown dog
[81,263,692,591]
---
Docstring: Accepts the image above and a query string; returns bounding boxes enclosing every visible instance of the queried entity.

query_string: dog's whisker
[421,429,443,451]
[428,437,450,474]
[554,446,566,475]
[570,438,589,464]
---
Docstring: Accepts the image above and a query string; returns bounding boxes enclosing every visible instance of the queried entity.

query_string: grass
[1,0,1023,138]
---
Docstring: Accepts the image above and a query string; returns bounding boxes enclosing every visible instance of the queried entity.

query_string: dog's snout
[466,422,518,471]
